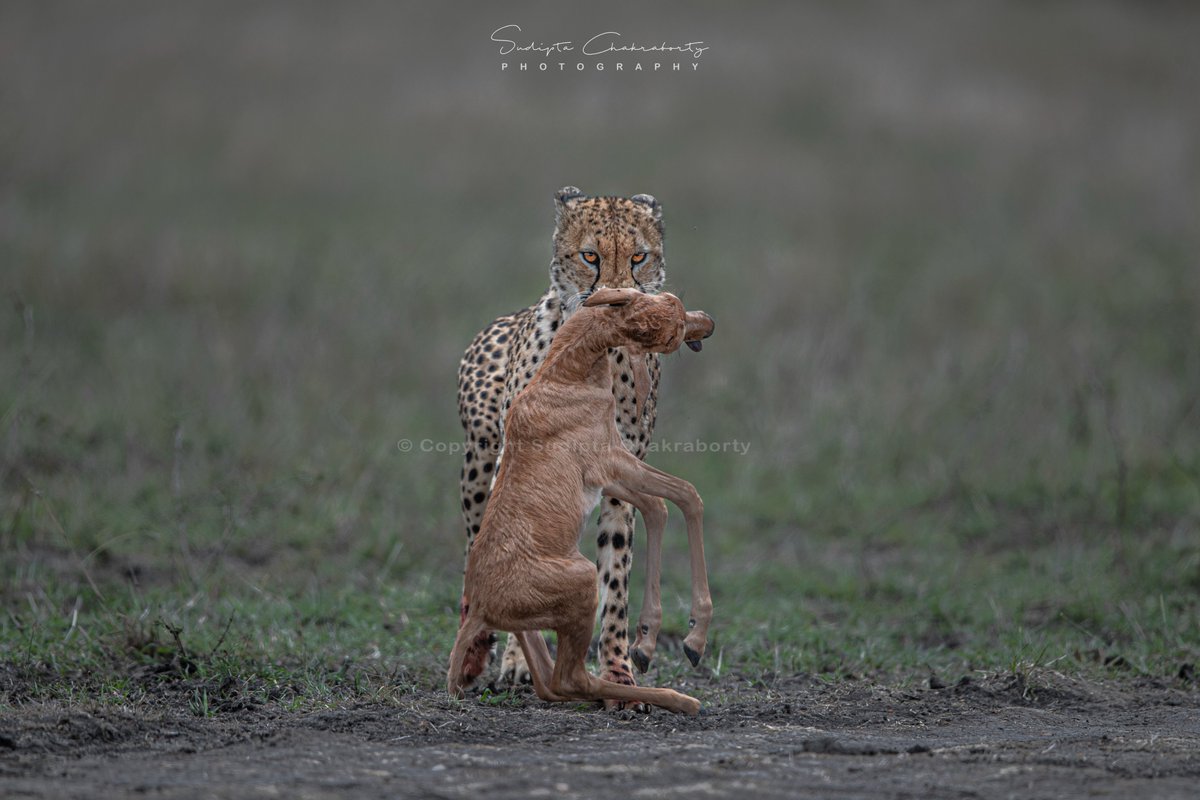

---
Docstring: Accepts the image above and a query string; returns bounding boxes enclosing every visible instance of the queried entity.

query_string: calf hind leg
[447,615,491,699]
[552,624,700,716]
[547,562,699,715]
[515,631,567,703]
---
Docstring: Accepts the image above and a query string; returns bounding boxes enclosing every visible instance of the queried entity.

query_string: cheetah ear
[584,287,642,308]
[633,191,662,220]
[556,186,584,203]
[554,186,585,223]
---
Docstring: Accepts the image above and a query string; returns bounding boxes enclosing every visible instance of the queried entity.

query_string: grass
[2,3,1200,714]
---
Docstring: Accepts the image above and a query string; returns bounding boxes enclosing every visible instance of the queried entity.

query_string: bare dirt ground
[2,674,1198,799]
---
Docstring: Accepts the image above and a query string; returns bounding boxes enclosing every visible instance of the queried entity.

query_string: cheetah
[456,186,668,702]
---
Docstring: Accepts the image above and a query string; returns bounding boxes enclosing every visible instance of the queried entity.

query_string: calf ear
[584,287,643,307]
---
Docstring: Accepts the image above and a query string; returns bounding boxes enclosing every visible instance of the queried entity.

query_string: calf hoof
[631,647,651,674]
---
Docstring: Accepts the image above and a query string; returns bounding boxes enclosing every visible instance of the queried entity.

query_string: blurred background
[2,2,1198,690]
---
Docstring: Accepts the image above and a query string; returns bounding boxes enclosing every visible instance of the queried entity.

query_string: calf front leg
[613,454,713,667]
[602,485,667,673]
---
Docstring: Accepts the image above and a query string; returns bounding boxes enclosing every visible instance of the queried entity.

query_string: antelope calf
[447,287,715,714]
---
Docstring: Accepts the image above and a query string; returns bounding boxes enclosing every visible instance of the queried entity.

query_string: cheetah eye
[631,252,649,267]
[578,251,600,269]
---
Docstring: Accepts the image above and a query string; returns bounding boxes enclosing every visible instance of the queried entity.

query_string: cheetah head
[549,186,666,315]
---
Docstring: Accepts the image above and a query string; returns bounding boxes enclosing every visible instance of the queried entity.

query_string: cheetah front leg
[456,316,513,688]
[595,497,641,709]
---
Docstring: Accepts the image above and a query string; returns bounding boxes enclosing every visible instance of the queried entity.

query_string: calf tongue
[687,340,703,352]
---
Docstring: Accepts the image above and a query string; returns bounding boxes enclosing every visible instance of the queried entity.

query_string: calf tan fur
[447,288,715,715]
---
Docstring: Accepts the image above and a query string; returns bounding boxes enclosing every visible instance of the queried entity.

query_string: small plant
[478,687,520,707]
[189,688,214,718]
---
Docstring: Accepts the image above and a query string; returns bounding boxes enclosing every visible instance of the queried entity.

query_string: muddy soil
[2,674,1198,799]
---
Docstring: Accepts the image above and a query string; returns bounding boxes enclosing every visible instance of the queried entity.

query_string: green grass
[2,3,1200,713]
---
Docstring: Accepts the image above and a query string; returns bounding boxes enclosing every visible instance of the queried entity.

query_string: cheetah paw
[497,646,533,688]
[601,669,649,713]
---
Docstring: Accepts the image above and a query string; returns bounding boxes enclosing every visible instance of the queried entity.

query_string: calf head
[583,288,714,354]
[583,288,715,415]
